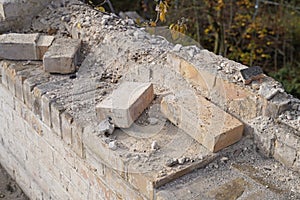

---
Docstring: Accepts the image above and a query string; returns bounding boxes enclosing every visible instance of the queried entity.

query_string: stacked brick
[0,33,81,74]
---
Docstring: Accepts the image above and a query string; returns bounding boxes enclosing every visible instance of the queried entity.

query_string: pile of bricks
[0,33,81,74]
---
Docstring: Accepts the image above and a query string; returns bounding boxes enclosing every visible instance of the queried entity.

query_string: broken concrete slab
[0,33,40,60]
[161,93,244,152]
[43,38,81,74]
[96,82,154,128]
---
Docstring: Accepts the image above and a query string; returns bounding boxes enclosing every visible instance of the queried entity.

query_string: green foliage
[270,65,300,98]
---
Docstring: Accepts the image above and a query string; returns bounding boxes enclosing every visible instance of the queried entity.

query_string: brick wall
[0,83,146,200]
[0,0,299,199]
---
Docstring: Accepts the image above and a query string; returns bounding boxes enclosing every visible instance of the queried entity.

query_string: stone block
[23,74,49,111]
[41,94,53,127]
[96,82,154,128]
[71,120,85,158]
[273,141,297,168]
[240,66,264,85]
[161,93,244,152]
[61,112,73,146]
[50,102,65,138]
[263,92,291,118]
[14,63,42,103]
[0,33,39,60]
[36,35,55,60]
[43,38,81,74]
[166,53,263,121]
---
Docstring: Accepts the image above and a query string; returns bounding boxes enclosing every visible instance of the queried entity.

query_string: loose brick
[166,53,263,121]
[96,82,154,128]
[36,35,55,60]
[0,33,40,60]
[161,93,244,152]
[43,38,81,74]
[273,141,297,168]
[262,93,291,118]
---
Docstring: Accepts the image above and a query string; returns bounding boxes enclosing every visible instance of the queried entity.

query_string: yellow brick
[161,93,244,152]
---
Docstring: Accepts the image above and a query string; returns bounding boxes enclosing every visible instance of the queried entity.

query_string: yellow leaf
[158,1,168,22]
[77,22,82,29]
[135,18,141,25]
[160,12,166,22]
[179,25,186,34]
[95,6,105,12]
[150,21,157,27]
[169,23,175,30]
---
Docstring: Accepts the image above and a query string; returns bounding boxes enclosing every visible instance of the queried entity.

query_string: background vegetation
[89,0,300,98]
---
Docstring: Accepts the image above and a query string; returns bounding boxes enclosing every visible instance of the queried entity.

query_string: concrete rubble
[0,0,299,200]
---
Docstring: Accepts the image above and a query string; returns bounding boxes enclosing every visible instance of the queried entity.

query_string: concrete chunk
[0,33,39,60]
[43,38,81,74]
[161,93,244,152]
[96,82,154,128]
[36,35,55,60]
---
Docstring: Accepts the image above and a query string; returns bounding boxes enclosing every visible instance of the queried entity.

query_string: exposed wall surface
[0,83,147,200]
[0,0,300,200]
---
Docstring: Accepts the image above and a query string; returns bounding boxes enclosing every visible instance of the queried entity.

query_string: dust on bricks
[0,33,54,61]
[96,82,154,128]
[36,35,55,60]
[43,38,81,74]
[0,33,39,60]
[161,93,244,152]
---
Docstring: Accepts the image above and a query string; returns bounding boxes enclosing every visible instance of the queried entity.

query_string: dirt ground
[0,164,28,200]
